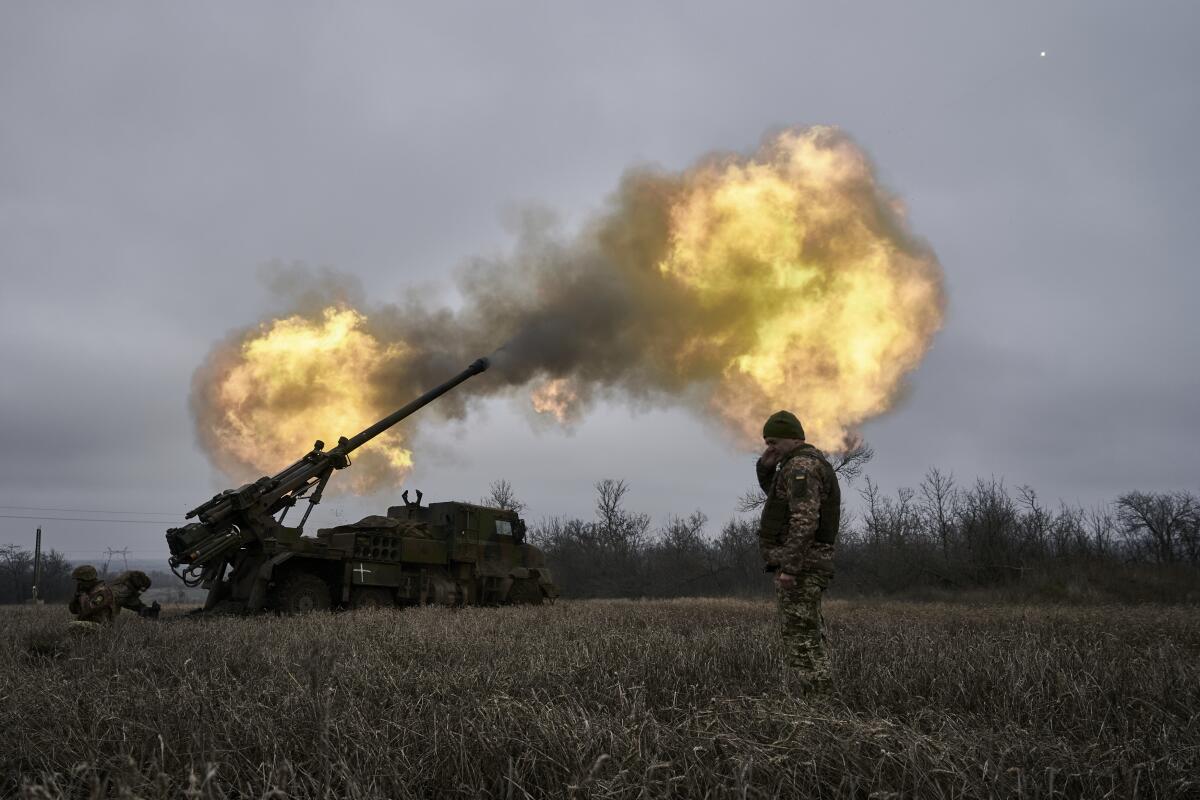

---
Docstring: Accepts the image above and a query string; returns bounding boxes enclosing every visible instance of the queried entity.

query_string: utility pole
[31,527,43,604]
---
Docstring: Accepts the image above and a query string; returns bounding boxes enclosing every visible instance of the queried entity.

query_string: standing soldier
[110,570,161,618]
[756,410,841,696]
[68,565,116,627]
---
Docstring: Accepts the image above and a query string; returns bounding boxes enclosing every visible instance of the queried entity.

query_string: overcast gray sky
[2,1,1197,565]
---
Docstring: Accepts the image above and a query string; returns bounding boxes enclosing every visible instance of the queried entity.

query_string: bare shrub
[0,545,74,605]
[481,478,527,514]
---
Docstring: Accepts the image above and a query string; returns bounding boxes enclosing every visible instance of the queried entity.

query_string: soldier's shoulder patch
[789,470,809,500]
[788,456,824,499]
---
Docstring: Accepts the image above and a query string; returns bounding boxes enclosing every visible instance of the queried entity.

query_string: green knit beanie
[762,410,805,440]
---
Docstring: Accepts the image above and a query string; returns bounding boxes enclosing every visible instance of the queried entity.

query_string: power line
[53,550,166,555]
[0,504,179,517]
[0,514,177,525]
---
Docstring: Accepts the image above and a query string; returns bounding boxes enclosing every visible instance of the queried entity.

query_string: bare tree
[661,511,708,552]
[594,479,650,552]
[713,518,763,594]
[736,488,767,513]
[482,479,526,514]
[1048,503,1084,559]
[830,435,875,483]
[1084,505,1117,558]
[955,478,1022,582]
[859,477,886,544]
[895,486,921,544]
[595,478,628,531]
[919,467,957,562]
[1115,491,1199,564]
[1183,496,1200,564]
[0,544,32,604]
[1018,485,1050,554]
[0,544,74,604]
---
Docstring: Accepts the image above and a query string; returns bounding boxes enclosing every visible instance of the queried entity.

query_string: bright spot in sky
[1040,51,1047,57]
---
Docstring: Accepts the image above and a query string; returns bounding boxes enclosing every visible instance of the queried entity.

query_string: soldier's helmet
[71,564,98,582]
[116,570,152,590]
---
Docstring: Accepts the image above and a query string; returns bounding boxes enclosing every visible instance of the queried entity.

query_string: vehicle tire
[270,572,331,614]
[350,587,395,609]
[506,578,544,606]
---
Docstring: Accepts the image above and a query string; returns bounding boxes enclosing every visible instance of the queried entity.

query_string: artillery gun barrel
[336,357,490,455]
[186,530,246,565]
[170,355,492,577]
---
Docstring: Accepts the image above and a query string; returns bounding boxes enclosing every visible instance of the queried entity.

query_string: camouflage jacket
[109,580,148,615]
[68,582,115,623]
[758,447,837,577]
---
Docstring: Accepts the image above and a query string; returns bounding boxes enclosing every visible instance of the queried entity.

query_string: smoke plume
[191,126,945,491]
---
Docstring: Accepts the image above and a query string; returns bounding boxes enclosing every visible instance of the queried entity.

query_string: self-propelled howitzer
[165,357,552,613]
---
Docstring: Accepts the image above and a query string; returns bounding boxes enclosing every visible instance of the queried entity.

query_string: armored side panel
[165,358,495,613]
[236,498,561,613]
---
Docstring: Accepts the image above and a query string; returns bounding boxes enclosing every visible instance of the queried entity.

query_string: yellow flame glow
[207,307,411,491]
[658,127,943,450]
[530,378,581,424]
[194,127,943,490]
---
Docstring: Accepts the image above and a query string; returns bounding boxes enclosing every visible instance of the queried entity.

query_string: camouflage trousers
[776,571,832,696]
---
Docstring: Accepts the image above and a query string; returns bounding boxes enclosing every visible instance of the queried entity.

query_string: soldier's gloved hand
[755,455,777,492]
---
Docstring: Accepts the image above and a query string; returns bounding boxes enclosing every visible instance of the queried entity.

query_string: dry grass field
[2,598,1198,799]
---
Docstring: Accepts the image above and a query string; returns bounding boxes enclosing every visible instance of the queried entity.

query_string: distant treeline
[517,470,1200,604]
[6,470,1195,606]
[0,545,74,604]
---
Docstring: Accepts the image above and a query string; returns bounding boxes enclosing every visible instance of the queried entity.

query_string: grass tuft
[1,599,1197,798]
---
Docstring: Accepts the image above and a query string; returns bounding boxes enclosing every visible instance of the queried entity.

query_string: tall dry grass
[2,598,1197,798]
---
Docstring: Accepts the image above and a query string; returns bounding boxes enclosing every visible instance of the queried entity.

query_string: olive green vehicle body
[164,357,559,613]
[200,500,557,613]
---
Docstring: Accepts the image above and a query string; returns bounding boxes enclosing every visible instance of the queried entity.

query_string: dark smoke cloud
[361,167,740,425]
[192,126,944,485]
[258,261,366,316]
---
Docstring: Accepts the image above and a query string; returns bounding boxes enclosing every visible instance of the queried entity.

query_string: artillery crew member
[756,410,841,696]
[68,565,116,626]
[110,570,161,618]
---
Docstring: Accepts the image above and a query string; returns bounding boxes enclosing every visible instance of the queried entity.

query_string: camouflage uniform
[68,565,116,624]
[110,570,159,617]
[758,445,840,695]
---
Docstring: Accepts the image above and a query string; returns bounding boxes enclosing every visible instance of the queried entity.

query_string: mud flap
[246,553,295,612]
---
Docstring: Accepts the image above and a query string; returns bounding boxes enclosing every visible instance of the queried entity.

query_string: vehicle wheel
[506,578,544,606]
[350,587,395,609]
[270,572,331,614]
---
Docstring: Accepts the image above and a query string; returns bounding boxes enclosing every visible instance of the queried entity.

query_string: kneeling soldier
[68,565,116,626]
[756,410,841,696]
[110,570,160,618]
